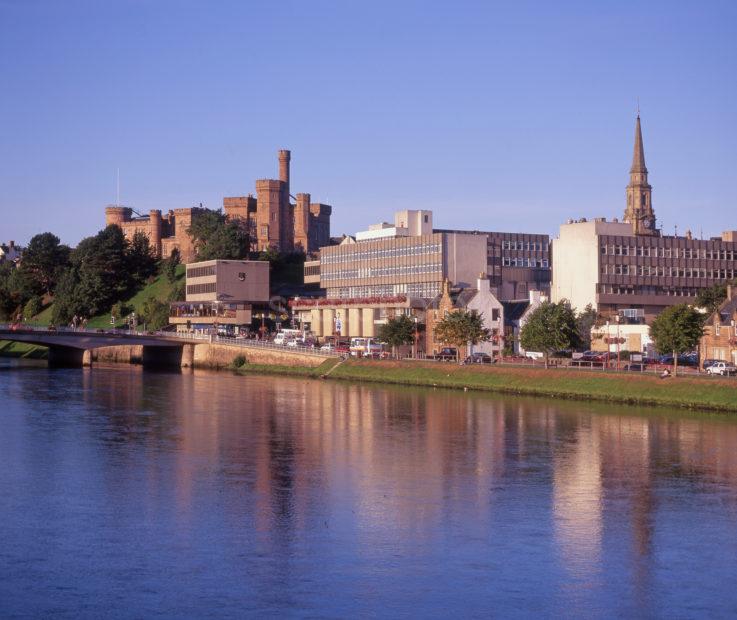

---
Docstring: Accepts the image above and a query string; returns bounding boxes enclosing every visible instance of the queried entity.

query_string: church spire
[624,114,658,236]
[630,115,647,174]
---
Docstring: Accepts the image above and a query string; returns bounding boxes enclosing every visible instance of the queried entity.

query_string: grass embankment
[231,358,341,378]
[323,360,737,413]
[0,341,47,359]
[24,264,185,329]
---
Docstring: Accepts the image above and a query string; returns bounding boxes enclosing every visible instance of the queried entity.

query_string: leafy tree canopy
[649,304,703,370]
[16,232,70,298]
[695,280,737,318]
[576,303,600,350]
[187,209,249,260]
[520,300,581,367]
[377,314,418,356]
[434,309,490,362]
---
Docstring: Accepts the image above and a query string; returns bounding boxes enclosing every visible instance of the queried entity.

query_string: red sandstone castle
[105,150,331,262]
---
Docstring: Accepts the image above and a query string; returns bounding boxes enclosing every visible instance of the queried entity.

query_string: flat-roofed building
[552,115,737,322]
[435,229,551,300]
[169,259,270,333]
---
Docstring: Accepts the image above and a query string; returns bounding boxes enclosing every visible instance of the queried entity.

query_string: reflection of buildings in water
[552,416,603,586]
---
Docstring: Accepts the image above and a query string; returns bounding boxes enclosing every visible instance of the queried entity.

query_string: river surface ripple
[1,360,737,618]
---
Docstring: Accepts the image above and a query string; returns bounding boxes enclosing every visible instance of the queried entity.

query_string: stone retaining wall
[192,343,328,369]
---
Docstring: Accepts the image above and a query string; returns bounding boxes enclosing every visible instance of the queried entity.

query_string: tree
[23,296,42,321]
[649,304,703,375]
[16,232,70,296]
[576,304,599,350]
[520,300,581,368]
[433,309,491,364]
[187,209,249,260]
[126,231,157,285]
[377,314,417,358]
[0,261,22,320]
[139,297,170,331]
[695,280,737,318]
[163,248,181,284]
[52,225,131,323]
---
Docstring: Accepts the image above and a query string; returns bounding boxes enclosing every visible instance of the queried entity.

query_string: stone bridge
[0,326,337,369]
[0,326,196,367]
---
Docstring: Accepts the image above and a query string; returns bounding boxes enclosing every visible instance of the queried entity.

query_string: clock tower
[624,115,658,236]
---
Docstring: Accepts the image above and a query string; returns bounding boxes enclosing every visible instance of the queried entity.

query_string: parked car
[464,352,493,364]
[702,359,722,370]
[525,351,544,360]
[434,347,458,362]
[286,339,304,348]
[660,353,698,367]
[320,343,335,352]
[706,361,737,376]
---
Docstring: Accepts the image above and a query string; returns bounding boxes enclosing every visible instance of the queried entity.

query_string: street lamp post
[413,316,419,359]
[616,314,621,371]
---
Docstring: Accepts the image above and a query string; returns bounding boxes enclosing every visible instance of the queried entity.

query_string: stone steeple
[624,115,658,236]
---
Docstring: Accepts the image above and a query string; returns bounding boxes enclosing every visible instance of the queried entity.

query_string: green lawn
[232,358,340,378]
[0,340,48,359]
[327,360,737,413]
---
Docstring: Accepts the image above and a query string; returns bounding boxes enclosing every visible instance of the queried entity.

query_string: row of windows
[322,263,442,281]
[326,282,441,299]
[186,265,216,278]
[304,264,320,276]
[602,264,736,279]
[502,257,549,268]
[322,243,442,264]
[186,283,217,295]
[599,285,699,297]
[601,245,737,260]
[500,240,548,251]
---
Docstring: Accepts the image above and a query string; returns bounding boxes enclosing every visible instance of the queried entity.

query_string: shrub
[232,355,247,368]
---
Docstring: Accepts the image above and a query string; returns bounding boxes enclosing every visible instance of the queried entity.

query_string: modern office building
[552,115,737,322]
[434,229,551,300]
[318,210,487,300]
[169,259,270,333]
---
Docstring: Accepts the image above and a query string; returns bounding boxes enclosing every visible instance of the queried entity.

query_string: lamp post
[616,314,621,371]
[413,315,419,359]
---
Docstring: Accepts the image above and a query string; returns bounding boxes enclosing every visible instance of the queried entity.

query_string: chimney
[9,241,14,249]
[728,285,733,301]
[278,149,291,190]
[477,273,489,293]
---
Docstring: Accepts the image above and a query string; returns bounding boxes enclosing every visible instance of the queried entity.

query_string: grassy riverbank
[0,341,48,359]
[231,358,339,378]
[231,358,737,413]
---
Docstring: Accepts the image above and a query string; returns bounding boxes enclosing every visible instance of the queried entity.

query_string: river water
[1,360,737,618]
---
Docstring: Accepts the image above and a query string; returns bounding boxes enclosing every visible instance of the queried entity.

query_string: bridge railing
[161,331,338,358]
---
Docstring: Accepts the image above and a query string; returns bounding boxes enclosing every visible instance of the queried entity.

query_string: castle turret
[294,193,310,252]
[278,149,291,195]
[105,205,132,227]
[149,210,163,256]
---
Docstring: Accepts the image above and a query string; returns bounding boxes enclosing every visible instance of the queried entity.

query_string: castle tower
[278,149,291,195]
[624,115,658,236]
[294,193,310,252]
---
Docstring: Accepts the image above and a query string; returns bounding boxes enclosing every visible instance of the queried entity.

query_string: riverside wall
[92,342,329,369]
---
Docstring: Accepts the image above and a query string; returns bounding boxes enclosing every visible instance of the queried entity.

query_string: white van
[273,329,302,345]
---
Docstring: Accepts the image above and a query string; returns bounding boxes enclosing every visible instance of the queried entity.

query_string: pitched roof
[713,296,737,325]
[501,300,528,323]
[426,287,478,310]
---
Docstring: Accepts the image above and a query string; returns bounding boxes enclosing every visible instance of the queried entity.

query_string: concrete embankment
[92,342,330,369]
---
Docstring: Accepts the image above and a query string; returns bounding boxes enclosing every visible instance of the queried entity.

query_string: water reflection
[2,364,737,617]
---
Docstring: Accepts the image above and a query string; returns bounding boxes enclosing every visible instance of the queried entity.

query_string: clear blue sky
[1,0,735,246]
